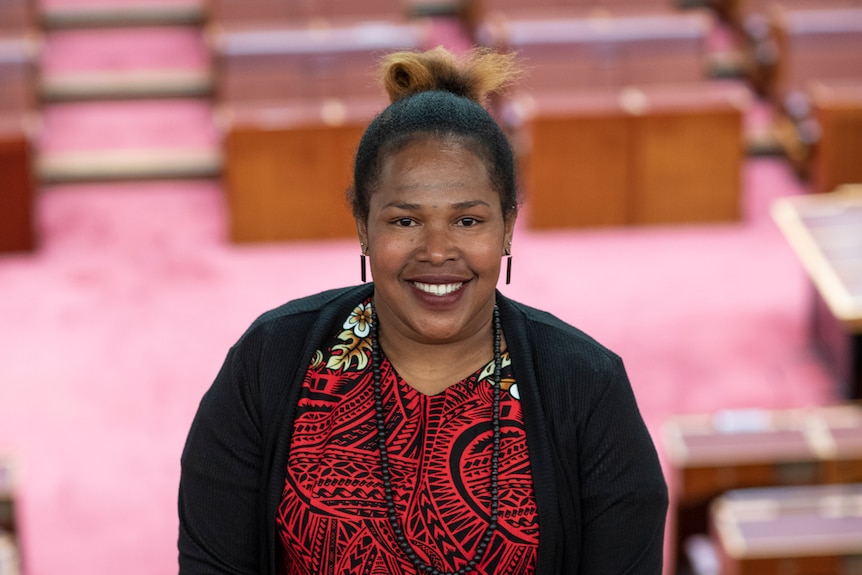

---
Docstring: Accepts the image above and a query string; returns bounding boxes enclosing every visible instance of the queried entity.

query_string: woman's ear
[503,212,516,255]
[355,219,368,252]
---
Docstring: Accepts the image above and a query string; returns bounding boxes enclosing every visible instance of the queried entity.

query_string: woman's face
[357,136,515,345]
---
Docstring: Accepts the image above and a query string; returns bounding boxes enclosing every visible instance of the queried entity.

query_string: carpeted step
[36,99,221,182]
[39,0,207,29]
[40,26,212,101]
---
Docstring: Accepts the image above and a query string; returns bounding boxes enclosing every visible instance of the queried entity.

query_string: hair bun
[380,46,519,105]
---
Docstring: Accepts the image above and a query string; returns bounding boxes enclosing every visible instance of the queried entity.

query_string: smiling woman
[178,46,668,575]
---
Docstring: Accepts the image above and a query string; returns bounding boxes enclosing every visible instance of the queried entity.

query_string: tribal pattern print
[277,301,538,575]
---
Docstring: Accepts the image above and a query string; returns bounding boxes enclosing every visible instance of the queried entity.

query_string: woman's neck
[375,307,500,396]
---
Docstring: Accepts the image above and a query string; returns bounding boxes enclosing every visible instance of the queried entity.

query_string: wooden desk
[222,98,383,242]
[0,0,34,34]
[484,11,712,93]
[0,28,38,254]
[0,454,20,575]
[772,186,862,398]
[516,80,748,229]
[209,0,408,28]
[0,119,35,253]
[810,80,862,196]
[663,404,862,573]
[0,34,37,117]
[710,483,862,575]
[212,20,429,104]
[766,5,862,104]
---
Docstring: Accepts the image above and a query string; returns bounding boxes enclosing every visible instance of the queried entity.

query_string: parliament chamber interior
[0,0,861,573]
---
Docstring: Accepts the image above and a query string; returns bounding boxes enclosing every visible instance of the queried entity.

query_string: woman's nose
[418,224,456,264]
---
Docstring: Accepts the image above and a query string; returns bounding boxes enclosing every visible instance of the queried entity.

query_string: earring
[360,244,367,283]
[505,247,512,285]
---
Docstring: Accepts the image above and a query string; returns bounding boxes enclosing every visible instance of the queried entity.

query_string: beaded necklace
[370,304,502,575]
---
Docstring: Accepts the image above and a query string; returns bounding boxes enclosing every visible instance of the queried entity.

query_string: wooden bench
[772,185,862,399]
[0,0,33,34]
[221,99,383,242]
[0,454,20,575]
[717,0,860,33]
[0,27,37,253]
[663,403,862,574]
[0,122,34,253]
[480,10,713,92]
[472,0,679,23]
[710,483,862,575]
[809,80,862,196]
[512,80,748,229]
[209,0,409,30]
[737,4,862,104]
[212,20,429,105]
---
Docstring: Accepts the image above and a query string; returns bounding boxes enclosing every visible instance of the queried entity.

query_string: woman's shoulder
[240,284,374,344]
[499,294,623,374]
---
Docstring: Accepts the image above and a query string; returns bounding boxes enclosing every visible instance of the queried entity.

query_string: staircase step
[40,26,211,101]
[41,69,212,101]
[37,99,221,182]
[37,148,221,181]
[40,0,207,29]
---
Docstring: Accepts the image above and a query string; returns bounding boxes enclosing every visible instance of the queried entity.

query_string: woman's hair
[348,46,521,222]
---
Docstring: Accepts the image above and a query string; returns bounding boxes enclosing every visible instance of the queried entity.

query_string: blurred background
[0,0,860,573]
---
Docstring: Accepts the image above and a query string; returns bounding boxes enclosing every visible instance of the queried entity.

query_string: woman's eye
[459,217,478,227]
[395,218,414,227]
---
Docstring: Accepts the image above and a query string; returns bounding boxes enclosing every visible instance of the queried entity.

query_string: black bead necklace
[370,304,502,575]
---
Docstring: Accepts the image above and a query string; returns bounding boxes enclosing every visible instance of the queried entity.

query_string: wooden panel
[0,35,37,116]
[631,87,744,224]
[0,124,34,253]
[771,186,862,398]
[710,484,862,575]
[522,93,630,229]
[769,6,862,102]
[209,0,297,28]
[517,81,747,229]
[719,0,860,30]
[810,80,862,197]
[292,0,406,22]
[210,0,406,28]
[476,0,676,21]
[222,102,378,242]
[0,0,33,33]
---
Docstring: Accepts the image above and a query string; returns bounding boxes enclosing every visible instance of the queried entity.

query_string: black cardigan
[178,283,668,574]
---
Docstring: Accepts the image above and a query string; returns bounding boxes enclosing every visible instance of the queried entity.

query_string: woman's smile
[412,281,465,296]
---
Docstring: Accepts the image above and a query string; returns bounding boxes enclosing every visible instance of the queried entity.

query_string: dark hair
[348,47,521,222]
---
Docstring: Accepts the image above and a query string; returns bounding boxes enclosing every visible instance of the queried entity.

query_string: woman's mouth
[412,281,464,296]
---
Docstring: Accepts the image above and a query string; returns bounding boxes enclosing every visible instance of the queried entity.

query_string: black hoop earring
[505,250,512,285]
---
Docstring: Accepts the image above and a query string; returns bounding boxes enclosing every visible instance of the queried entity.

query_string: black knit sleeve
[178,344,263,574]
[577,354,668,573]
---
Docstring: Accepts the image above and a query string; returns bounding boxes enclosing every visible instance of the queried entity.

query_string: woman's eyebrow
[382,200,491,211]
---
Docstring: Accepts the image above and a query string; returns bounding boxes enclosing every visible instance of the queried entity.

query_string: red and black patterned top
[277,300,539,575]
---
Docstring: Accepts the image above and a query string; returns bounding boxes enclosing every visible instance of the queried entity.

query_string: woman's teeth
[413,282,463,296]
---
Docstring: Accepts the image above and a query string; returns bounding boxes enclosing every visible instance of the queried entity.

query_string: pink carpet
[38,100,220,153]
[0,157,839,575]
[41,27,210,75]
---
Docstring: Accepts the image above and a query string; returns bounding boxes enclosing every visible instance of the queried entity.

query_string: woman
[179,47,667,574]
